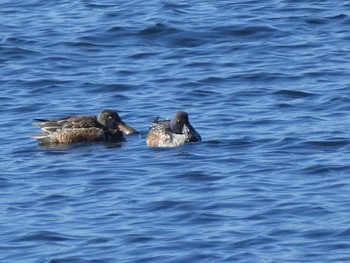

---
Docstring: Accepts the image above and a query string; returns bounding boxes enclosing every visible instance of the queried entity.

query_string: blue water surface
[1,0,350,262]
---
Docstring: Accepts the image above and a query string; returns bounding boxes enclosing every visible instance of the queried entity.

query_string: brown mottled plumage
[32,109,138,145]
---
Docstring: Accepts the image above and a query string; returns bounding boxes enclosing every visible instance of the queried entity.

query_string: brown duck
[32,109,138,144]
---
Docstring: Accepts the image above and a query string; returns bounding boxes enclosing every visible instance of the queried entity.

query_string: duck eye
[108,115,113,119]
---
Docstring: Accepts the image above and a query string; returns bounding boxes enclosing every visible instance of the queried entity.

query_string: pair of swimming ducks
[32,109,201,148]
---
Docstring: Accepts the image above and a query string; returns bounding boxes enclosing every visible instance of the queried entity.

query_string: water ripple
[2,0,350,262]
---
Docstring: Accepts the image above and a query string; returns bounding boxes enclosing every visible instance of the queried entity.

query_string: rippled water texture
[2,1,350,262]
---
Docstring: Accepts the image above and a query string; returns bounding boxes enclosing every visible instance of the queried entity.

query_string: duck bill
[183,124,202,142]
[118,122,139,135]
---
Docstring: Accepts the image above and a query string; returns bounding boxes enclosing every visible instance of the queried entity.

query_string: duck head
[98,110,138,135]
[170,111,201,142]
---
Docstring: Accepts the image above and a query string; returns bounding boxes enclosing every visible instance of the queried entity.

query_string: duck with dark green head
[146,111,201,148]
